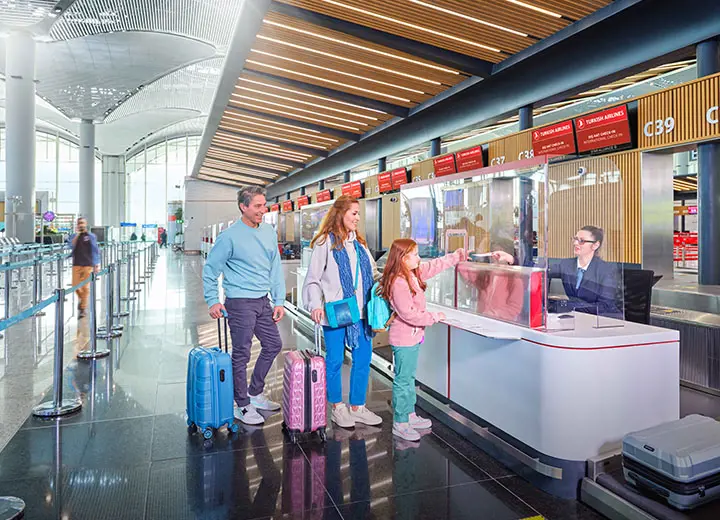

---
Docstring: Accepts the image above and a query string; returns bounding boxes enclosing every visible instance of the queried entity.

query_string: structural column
[343,170,350,183]
[102,155,126,227]
[79,120,96,224]
[697,39,720,285]
[430,137,441,157]
[518,105,534,266]
[5,31,37,243]
[378,157,387,172]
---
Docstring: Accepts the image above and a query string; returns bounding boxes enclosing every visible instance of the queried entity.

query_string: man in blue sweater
[203,186,286,425]
[67,217,101,319]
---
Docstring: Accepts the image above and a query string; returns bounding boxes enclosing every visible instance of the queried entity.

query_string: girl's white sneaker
[409,412,432,430]
[392,422,421,441]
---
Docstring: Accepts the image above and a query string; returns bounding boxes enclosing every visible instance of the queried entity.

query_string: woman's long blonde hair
[310,195,367,250]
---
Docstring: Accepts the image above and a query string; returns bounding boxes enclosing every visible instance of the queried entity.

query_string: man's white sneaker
[235,404,265,425]
[331,403,355,429]
[249,392,281,411]
[348,405,383,426]
[409,412,432,430]
[392,422,421,441]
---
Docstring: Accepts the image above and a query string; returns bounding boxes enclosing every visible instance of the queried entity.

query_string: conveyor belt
[650,306,720,395]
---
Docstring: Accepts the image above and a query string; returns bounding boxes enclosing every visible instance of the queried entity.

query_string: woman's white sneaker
[409,412,432,430]
[234,404,264,425]
[348,406,382,426]
[331,403,355,429]
[392,422,421,441]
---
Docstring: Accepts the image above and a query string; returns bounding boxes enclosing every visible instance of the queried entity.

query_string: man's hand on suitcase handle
[273,306,285,322]
[209,303,226,320]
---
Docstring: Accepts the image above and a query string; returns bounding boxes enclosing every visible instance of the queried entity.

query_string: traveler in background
[130,232,137,241]
[67,217,100,319]
[302,195,382,429]
[160,229,168,248]
[378,238,466,441]
[203,186,286,426]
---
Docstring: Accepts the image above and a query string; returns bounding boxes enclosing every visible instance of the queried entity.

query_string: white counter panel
[416,323,449,398]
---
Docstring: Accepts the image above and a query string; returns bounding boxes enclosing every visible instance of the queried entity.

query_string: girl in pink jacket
[377,238,466,441]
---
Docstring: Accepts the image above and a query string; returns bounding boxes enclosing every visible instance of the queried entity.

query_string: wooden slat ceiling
[276,0,612,62]
[199,0,613,188]
[674,175,697,193]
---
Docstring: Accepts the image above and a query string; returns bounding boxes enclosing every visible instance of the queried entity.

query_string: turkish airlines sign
[433,154,457,177]
[575,105,631,152]
[456,146,484,172]
[316,189,332,203]
[532,121,576,156]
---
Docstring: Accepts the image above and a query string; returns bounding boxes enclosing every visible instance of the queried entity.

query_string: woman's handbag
[324,242,361,328]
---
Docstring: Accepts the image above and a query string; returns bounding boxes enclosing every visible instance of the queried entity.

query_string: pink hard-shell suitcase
[282,325,327,443]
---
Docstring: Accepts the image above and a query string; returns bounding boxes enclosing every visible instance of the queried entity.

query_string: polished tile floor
[0,251,670,519]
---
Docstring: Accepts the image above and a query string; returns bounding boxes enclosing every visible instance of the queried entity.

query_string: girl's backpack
[368,281,394,332]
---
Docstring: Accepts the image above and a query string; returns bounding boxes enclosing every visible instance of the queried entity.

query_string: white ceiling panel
[0,0,56,28]
[96,108,201,155]
[0,31,215,121]
[124,116,207,157]
[50,0,244,52]
[106,57,222,122]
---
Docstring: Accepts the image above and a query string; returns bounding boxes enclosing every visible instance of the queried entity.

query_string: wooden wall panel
[546,151,641,264]
[488,130,532,165]
[638,73,720,150]
[409,158,435,181]
[364,174,380,198]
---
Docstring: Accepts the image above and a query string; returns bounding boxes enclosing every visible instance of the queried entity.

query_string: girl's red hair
[378,238,426,301]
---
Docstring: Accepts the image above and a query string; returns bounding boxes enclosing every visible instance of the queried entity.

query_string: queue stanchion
[114,255,129,318]
[138,247,146,284]
[8,255,17,290]
[97,265,122,339]
[130,251,141,294]
[32,259,46,318]
[77,271,110,360]
[124,247,137,302]
[32,288,82,417]
[3,263,11,321]
[134,250,144,288]
[0,496,25,519]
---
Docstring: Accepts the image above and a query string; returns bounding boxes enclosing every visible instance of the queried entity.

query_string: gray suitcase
[622,414,720,510]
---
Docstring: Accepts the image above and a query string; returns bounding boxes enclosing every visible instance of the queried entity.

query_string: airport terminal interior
[3,1,720,519]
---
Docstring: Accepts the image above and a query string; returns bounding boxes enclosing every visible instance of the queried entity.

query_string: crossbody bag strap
[353,240,360,291]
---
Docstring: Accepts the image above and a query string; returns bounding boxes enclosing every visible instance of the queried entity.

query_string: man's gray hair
[237,186,267,208]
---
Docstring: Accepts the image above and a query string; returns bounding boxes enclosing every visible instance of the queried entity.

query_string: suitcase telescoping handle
[217,308,229,353]
[314,324,323,356]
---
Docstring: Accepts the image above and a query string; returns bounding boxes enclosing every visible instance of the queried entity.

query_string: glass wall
[0,128,102,223]
[125,136,200,226]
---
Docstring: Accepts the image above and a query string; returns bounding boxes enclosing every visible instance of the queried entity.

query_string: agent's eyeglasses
[571,237,597,245]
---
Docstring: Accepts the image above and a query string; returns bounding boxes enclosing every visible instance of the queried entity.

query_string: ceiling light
[219,126,329,149]
[230,98,364,131]
[235,86,376,121]
[206,154,290,171]
[203,163,278,179]
[246,60,412,103]
[256,35,443,84]
[211,139,311,160]
[251,50,427,95]
[239,78,385,115]
[222,114,339,142]
[212,134,313,158]
[409,1,528,37]
[264,20,460,75]
[321,0,502,53]
[505,0,562,18]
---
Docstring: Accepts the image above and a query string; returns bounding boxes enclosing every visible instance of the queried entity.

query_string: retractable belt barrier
[0,240,159,422]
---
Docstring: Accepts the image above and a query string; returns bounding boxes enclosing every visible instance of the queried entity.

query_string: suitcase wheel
[187,423,197,434]
[229,423,239,434]
[317,428,327,443]
[289,432,299,444]
[203,428,213,440]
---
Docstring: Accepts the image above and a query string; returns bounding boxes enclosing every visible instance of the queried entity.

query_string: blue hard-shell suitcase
[186,314,238,438]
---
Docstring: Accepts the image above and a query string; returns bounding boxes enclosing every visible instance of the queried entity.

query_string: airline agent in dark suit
[548,226,620,316]
[491,226,620,317]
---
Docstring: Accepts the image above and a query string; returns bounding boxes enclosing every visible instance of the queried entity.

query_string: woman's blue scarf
[330,232,374,349]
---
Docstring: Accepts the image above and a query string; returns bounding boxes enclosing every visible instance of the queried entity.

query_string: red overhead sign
[316,189,332,203]
[341,180,363,198]
[297,195,310,209]
[378,172,393,193]
[532,120,576,156]
[390,168,409,189]
[282,200,294,212]
[433,154,457,177]
[456,146,484,172]
[270,204,279,212]
[575,105,632,153]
